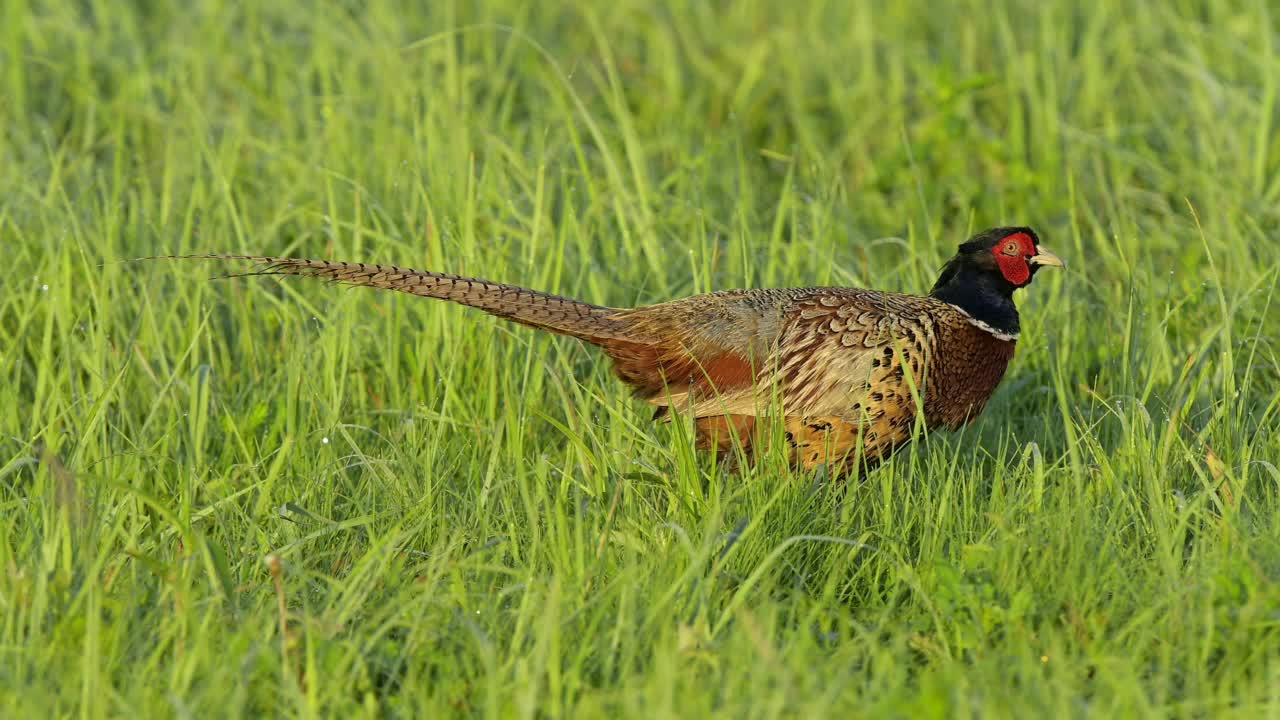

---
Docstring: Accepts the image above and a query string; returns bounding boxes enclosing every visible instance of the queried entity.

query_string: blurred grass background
[2,0,1279,716]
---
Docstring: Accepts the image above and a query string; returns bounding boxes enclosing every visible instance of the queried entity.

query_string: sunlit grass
[2,0,1279,716]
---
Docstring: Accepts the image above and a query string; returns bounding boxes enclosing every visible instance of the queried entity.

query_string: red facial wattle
[995,254,1030,285]
[992,232,1037,286]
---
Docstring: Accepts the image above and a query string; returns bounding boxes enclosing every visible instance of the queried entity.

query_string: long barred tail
[151,254,633,343]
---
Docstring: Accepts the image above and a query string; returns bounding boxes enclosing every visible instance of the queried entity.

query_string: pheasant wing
[606,288,936,421]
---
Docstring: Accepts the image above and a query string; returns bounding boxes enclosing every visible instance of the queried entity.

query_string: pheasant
[162,226,1063,476]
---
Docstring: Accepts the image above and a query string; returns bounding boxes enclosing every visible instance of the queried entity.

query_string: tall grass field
[4,0,1280,716]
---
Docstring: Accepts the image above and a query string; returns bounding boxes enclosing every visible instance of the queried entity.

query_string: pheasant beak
[1030,247,1065,269]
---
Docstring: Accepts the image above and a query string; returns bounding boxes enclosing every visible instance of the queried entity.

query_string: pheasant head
[929,226,1065,337]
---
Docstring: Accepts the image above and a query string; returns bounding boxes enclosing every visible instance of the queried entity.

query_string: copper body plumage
[169,226,1063,476]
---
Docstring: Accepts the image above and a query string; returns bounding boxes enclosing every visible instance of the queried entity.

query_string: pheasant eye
[1002,241,1021,255]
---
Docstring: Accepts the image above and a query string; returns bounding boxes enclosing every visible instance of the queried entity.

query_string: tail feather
[146,254,756,403]
[151,254,632,342]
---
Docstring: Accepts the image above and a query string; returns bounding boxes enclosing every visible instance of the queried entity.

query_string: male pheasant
[165,227,1063,476]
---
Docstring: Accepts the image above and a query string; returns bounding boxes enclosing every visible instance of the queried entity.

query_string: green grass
[4,0,1280,716]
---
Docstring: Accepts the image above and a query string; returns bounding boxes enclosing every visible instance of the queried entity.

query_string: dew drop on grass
[40,283,49,291]
[322,437,330,445]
